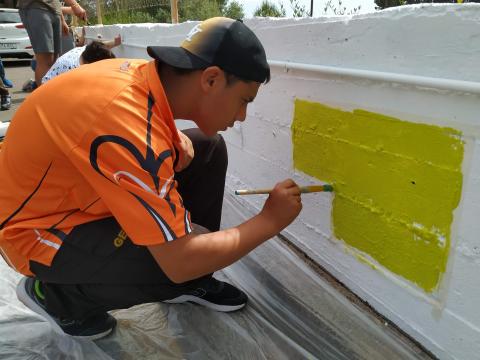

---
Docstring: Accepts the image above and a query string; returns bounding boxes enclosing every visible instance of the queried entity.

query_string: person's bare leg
[34,52,56,87]
[0,77,8,96]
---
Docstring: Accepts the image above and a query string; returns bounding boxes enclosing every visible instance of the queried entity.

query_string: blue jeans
[0,59,12,87]
[0,59,5,81]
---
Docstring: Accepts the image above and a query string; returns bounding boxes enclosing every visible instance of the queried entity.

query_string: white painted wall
[89,5,480,359]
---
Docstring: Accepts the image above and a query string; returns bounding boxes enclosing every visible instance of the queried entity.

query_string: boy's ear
[200,66,224,92]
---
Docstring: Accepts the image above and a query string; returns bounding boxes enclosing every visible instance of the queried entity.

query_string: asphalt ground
[0,59,32,123]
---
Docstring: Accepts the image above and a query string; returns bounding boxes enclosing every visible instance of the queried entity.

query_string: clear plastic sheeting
[0,197,430,359]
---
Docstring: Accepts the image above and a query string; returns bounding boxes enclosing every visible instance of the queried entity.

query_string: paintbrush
[235,184,333,195]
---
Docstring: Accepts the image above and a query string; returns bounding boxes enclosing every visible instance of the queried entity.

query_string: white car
[0,8,34,59]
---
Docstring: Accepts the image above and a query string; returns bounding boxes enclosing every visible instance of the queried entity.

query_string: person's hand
[113,34,122,47]
[71,3,87,21]
[174,130,194,172]
[259,179,302,231]
[75,26,86,46]
[61,20,69,36]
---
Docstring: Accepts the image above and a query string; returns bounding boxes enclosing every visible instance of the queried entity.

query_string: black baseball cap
[147,17,270,83]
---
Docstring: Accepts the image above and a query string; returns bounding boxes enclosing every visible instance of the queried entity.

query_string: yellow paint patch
[292,100,464,292]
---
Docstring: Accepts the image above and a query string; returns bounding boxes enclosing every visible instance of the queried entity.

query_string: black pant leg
[41,277,210,320]
[30,217,212,319]
[28,130,228,319]
[175,128,228,232]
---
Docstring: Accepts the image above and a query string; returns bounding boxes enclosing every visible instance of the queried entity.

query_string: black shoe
[0,95,11,110]
[165,277,248,312]
[16,277,116,340]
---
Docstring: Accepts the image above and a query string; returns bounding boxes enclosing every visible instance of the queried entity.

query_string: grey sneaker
[16,277,116,340]
[21,79,36,92]
[0,95,11,110]
[164,277,248,312]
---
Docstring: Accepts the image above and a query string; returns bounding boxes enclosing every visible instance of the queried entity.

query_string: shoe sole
[164,295,246,312]
[16,278,113,341]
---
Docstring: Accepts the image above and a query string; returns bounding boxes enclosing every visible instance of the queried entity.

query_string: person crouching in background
[42,41,116,84]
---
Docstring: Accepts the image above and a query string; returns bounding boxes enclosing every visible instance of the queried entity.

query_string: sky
[241,0,377,17]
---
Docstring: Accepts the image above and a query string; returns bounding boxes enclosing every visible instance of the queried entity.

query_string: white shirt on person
[42,45,86,84]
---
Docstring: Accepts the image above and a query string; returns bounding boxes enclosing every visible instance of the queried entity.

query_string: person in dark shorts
[17,0,87,87]
[0,77,11,110]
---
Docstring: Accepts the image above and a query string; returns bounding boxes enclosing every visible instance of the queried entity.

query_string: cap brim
[147,46,210,69]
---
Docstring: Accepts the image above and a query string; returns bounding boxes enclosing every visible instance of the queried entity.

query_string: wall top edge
[90,3,480,30]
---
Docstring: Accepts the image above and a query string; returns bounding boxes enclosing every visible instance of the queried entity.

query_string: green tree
[217,0,229,12]
[103,10,155,25]
[78,0,100,24]
[91,0,168,24]
[254,0,286,17]
[179,0,222,21]
[155,6,171,23]
[222,1,245,19]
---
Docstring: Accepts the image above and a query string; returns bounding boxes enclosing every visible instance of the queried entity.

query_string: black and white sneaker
[0,95,11,110]
[16,277,116,340]
[165,277,248,312]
